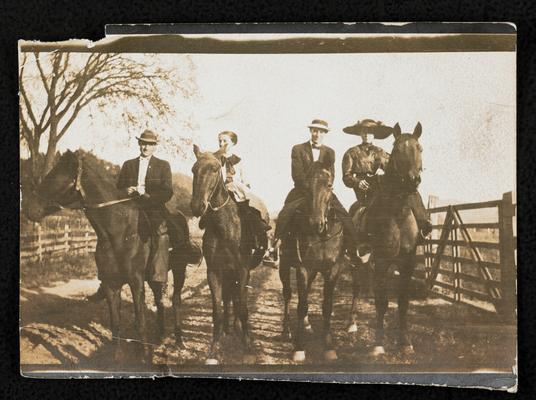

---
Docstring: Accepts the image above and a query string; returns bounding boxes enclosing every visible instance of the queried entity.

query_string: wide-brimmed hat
[136,129,159,144]
[343,119,393,139]
[307,119,330,132]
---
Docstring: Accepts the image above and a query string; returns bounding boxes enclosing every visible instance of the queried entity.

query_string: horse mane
[305,160,332,181]
[59,150,122,202]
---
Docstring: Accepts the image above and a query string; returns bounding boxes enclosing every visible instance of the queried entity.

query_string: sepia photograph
[18,24,517,388]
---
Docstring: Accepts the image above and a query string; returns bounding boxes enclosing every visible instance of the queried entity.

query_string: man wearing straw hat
[87,129,200,302]
[271,119,360,264]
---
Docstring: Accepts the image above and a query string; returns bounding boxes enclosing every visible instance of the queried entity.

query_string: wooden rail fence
[20,216,97,262]
[415,191,516,320]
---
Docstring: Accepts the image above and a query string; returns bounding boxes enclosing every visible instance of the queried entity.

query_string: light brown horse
[22,150,190,361]
[366,122,424,356]
[279,161,347,362]
[190,145,259,365]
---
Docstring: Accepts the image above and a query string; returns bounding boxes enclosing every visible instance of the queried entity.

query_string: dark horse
[23,150,190,360]
[279,161,347,362]
[365,122,425,356]
[190,145,260,365]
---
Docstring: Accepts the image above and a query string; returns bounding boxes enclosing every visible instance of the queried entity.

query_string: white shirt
[310,141,321,161]
[137,155,151,195]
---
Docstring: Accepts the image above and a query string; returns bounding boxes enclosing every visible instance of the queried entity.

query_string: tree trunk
[27,134,42,185]
[43,139,57,177]
[43,119,59,176]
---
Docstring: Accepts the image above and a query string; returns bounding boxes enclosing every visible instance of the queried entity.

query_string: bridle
[385,140,422,196]
[295,185,344,264]
[197,160,231,217]
[32,158,134,212]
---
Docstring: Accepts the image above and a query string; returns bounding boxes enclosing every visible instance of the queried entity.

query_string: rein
[34,158,134,211]
[295,194,344,264]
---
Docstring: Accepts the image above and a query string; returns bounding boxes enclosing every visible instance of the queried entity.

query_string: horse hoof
[347,323,358,333]
[370,346,386,357]
[205,358,219,366]
[324,349,338,362]
[401,345,415,355]
[292,351,306,363]
[243,354,257,364]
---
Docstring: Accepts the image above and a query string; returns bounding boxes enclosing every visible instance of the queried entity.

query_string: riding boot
[86,283,106,303]
[238,201,268,265]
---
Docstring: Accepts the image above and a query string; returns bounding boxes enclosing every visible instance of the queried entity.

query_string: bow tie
[312,144,322,150]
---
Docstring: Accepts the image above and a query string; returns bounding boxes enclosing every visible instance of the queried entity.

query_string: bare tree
[19,51,197,181]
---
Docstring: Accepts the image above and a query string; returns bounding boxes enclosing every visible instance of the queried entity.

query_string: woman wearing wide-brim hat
[341,119,432,256]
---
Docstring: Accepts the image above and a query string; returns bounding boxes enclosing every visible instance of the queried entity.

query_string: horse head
[305,161,333,234]
[387,122,423,191]
[24,150,82,221]
[190,144,225,217]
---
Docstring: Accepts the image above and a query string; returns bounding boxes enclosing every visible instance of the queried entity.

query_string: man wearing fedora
[272,119,360,263]
[87,129,200,302]
[342,119,432,240]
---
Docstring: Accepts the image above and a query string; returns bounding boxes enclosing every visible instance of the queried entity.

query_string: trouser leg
[331,196,360,263]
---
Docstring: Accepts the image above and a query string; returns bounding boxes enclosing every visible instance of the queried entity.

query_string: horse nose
[190,200,206,217]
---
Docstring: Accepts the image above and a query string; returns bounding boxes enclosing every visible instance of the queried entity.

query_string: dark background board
[2,0,535,398]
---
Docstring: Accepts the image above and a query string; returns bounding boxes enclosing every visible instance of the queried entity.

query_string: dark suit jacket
[291,141,335,189]
[284,141,336,204]
[116,156,173,210]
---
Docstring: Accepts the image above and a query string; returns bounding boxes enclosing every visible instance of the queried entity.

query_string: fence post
[64,223,70,254]
[84,225,90,253]
[498,191,516,322]
[452,221,461,302]
[426,195,439,280]
[35,222,43,262]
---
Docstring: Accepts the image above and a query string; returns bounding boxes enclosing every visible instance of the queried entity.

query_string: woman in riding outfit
[216,131,271,260]
[341,119,432,241]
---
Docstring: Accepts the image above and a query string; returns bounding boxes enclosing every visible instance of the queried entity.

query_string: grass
[21,253,97,289]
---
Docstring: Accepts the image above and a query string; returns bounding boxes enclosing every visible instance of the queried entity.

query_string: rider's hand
[127,186,138,196]
[358,180,370,191]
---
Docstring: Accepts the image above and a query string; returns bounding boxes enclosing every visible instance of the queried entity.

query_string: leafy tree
[19,51,197,182]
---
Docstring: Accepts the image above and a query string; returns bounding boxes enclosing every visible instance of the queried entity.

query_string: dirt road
[20,259,516,372]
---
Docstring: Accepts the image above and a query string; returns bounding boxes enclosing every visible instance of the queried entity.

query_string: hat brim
[307,124,330,132]
[136,136,158,144]
[343,125,393,139]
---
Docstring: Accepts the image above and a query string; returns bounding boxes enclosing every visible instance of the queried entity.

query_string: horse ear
[413,122,422,138]
[193,144,201,159]
[393,123,402,138]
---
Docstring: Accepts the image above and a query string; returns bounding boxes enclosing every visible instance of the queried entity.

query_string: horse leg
[293,266,314,362]
[129,274,150,363]
[322,262,342,362]
[278,254,292,340]
[371,259,389,356]
[104,282,123,363]
[171,264,187,348]
[222,274,233,336]
[347,266,361,333]
[236,267,256,364]
[397,254,416,354]
[149,281,166,343]
[206,268,224,365]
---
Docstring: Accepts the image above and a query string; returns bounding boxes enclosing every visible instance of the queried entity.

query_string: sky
[34,49,515,214]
